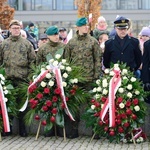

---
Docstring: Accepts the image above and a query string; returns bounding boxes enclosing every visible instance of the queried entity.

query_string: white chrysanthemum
[102,79,108,88]
[62,81,67,87]
[3,86,6,90]
[114,64,119,68]
[96,87,102,92]
[104,69,109,74]
[95,94,101,99]
[123,76,128,80]
[91,105,96,110]
[0,74,5,81]
[46,65,51,70]
[70,79,74,84]
[136,138,140,143]
[102,89,108,95]
[1,80,5,85]
[101,104,104,109]
[46,73,51,79]
[73,78,78,83]
[4,90,8,95]
[127,84,132,90]
[55,54,61,59]
[61,59,67,64]
[4,97,8,102]
[53,60,59,66]
[41,68,46,72]
[92,88,97,93]
[63,73,68,78]
[60,65,65,70]
[127,92,132,98]
[118,87,124,93]
[48,80,54,87]
[119,103,125,109]
[139,137,144,142]
[130,77,136,82]
[135,90,140,95]
[110,71,114,76]
[122,69,128,75]
[134,105,140,111]
[40,81,46,87]
[49,59,54,63]
[96,79,101,85]
[66,66,72,72]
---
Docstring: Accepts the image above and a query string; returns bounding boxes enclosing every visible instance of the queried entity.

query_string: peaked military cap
[59,27,66,32]
[76,17,88,27]
[39,34,48,40]
[114,16,129,29]
[46,26,59,36]
[9,20,21,27]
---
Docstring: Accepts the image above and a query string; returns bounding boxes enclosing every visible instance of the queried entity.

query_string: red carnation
[61,103,66,109]
[70,89,76,95]
[30,100,38,109]
[42,105,48,111]
[51,108,58,114]
[28,84,37,93]
[50,116,56,123]
[54,88,61,95]
[35,115,40,120]
[116,119,121,125]
[91,99,95,103]
[121,113,127,119]
[109,131,115,136]
[36,93,43,99]
[126,109,132,115]
[44,87,50,94]
[101,97,107,102]
[98,121,103,126]
[133,98,139,105]
[118,127,124,133]
[41,120,47,126]
[94,102,100,107]
[126,100,131,107]
[52,96,58,102]
[94,112,99,117]
[132,114,137,120]
[117,97,123,103]
[46,100,52,107]
[65,97,69,101]
[123,122,130,128]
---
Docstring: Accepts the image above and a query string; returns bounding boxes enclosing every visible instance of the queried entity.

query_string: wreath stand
[90,132,96,143]
[0,132,2,142]
[131,132,136,146]
[35,121,66,141]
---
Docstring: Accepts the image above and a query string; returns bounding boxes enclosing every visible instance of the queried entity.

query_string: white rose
[45,73,51,79]
[102,89,108,95]
[101,104,104,109]
[4,97,8,102]
[49,59,54,63]
[114,64,119,68]
[139,137,143,142]
[96,87,102,92]
[41,81,46,87]
[96,79,101,85]
[46,65,51,70]
[61,59,67,64]
[110,71,114,76]
[119,103,125,109]
[118,87,124,93]
[134,105,140,111]
[127,84,132,90]
[70,79,74,84]
[1,80,4,85]
[92,88,97,93]
[48,80,54,87]
[102,79,108,88]
[73,78,78,83]
[135,90,140,95]
[4,90,8,95]
[63,73,68,78]
[62,81,67,87]
[130,77,136,82]
[60,65,65,70]
[41,68,46,72]
[3,86,6,90]
[91,105,96,110]
[123,76,128,80]
[104,69,109,74]
[55,54,61,59]
[136,138,140,143]
[53,61,59,66]
[127,92,132,98]
[66,66,72,72]
[122,69,128,75]
[0,74,5,81]
[95,94,100,99]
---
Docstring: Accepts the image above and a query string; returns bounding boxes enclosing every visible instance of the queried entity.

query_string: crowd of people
[0,15,150,138]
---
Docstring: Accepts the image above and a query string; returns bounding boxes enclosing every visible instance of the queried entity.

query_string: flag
[66,29,73,44]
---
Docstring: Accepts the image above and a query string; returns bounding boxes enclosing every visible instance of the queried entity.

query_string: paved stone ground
[0,135,149,150]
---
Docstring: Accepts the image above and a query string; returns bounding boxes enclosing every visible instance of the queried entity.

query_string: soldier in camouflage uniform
[36,26,65,65]
[0,20,36,137]
[64,17,102,139]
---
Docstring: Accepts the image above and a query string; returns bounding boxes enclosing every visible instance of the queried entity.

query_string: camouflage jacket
[0,35,36,79]
[64,31,102,82]
[36,40,65,65]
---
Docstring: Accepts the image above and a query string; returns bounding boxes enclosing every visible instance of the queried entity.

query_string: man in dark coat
[103,16,142,76]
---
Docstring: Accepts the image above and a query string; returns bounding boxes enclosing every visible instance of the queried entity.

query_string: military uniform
[103,16,141,71]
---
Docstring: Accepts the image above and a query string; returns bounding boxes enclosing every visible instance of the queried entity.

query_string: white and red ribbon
[100,69,121,127]
[0,83,10,132]
[133,127,143,139]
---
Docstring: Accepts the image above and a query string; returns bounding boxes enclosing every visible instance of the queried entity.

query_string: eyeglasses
[11,27,21,30]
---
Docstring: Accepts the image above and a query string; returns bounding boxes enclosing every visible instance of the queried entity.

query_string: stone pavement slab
[0,135,149,150]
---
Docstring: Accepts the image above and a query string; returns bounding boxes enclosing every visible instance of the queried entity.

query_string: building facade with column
[7,0,150,37]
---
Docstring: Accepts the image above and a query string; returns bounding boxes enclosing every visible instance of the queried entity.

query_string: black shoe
[19,131,28,137]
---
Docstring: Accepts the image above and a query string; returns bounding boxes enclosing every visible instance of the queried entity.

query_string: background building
[7,0,150,37]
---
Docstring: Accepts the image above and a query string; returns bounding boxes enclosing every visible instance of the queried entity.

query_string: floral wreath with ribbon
[83,63,147,143]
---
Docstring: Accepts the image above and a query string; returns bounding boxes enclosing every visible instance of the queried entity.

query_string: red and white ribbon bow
[100,68,121,127]
[0,83,10,132]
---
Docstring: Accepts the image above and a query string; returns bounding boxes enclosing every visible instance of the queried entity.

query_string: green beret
[46,26,58,36]
[76,17,88,27]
